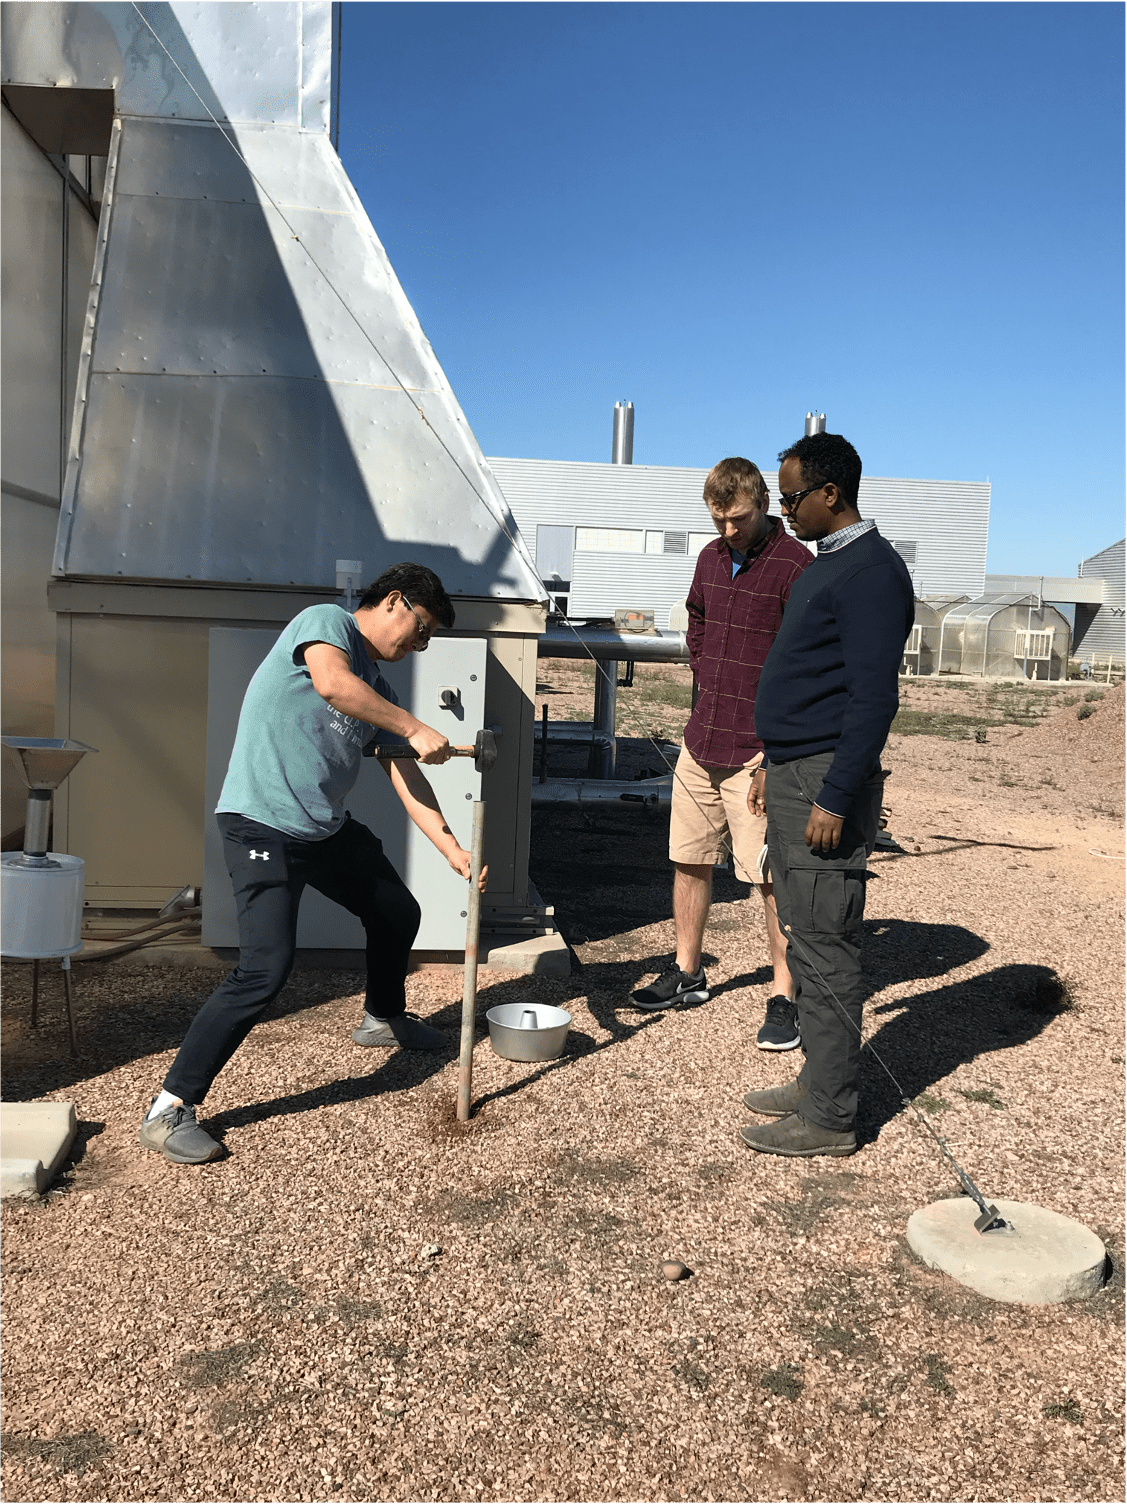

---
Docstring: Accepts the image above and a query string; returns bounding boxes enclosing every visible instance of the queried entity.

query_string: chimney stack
[612,401,634,464]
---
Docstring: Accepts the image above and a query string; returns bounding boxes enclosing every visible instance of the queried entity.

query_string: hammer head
[474,728,498,773]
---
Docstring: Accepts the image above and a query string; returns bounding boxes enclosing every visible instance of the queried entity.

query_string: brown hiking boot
[739,1112,856,1158]
[742,1077,807,1116]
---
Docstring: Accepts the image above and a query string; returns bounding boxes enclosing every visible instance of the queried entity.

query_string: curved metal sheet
[56,113,544,600]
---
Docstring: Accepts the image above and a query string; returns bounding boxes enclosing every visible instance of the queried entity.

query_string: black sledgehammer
[364,727,497,773]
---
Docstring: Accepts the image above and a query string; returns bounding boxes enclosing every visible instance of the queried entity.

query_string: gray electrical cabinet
[202,627,488,951]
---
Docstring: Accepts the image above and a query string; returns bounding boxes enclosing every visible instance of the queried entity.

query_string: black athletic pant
[765,753,884,1133]
[164,812,421,1105]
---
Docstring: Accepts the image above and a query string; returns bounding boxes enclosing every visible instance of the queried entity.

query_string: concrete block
[481,930,572,976]
[907,1196,1107,1304]
[0,1101,78,1198]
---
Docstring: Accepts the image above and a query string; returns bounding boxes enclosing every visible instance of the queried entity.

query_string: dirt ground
[1,681,1123,1504]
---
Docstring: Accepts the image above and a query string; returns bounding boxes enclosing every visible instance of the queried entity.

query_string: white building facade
[489,456,990,627]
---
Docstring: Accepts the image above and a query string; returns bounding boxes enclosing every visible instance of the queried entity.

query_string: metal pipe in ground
[589,660,618,778]
[457,800,487,1122]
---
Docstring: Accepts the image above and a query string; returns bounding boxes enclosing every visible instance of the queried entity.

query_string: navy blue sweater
[754,528,914,817]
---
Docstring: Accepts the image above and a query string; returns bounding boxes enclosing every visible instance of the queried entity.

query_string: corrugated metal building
[2,1,552,960]
[488,456,990,626]
[1076,539,1125,661]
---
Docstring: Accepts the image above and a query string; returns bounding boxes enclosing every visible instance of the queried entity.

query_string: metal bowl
[486,1002,572,1062]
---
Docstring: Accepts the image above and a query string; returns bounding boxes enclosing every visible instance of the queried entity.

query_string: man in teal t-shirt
[139,563,484,1166]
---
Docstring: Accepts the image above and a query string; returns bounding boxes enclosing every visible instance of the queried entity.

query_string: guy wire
[779,921,997,1219]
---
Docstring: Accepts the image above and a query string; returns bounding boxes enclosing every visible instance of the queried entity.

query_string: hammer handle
[369,744,474,759]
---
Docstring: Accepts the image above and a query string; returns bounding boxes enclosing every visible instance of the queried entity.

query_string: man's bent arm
[303,641,450,763]
[381,757,487,888]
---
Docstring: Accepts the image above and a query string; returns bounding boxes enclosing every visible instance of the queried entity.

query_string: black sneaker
[756,995,801,1051]
[630,963,710,1012]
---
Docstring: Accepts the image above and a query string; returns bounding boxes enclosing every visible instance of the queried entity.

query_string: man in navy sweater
[741,432,914,1157]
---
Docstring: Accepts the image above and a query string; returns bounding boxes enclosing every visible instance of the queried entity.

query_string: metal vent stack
[612,401,634,464]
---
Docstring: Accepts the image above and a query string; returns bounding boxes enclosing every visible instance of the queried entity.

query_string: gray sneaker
[138,1100,222,1164]
[352,1012,446,1050]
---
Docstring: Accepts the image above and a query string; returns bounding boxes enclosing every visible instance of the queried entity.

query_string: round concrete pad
[907,1198,1107,1305]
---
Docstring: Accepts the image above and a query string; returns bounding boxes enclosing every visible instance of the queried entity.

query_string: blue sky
[340,1,1124,575]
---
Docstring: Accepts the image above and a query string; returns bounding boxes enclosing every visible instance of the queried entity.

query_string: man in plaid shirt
[631,457,813,1046]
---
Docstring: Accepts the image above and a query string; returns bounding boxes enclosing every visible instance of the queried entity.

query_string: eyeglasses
[778,483,828,513]
[401,595,433,649]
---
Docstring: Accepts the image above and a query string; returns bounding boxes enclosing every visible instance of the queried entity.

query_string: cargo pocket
[791,868,868,935]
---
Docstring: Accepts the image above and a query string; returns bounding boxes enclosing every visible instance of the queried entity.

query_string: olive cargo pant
[764,754,884,1132]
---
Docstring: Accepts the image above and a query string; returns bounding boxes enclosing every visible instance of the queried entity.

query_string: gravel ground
[1,683,1123,1503]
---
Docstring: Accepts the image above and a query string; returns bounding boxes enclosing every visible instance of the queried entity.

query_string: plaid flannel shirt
[684,521,813,767]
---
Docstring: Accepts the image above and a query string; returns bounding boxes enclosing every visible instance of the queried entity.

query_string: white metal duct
[40,2,543,601]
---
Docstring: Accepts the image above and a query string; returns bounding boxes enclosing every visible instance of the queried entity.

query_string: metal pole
[1023,598,1031,680]
[539,702,549,783]
[589,661,618,778]
[456,801,487,1122]
[62,955,77,1056]
[31,959,40,1029]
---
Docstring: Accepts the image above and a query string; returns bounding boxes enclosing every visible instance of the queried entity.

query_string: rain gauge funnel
[1,738,96,960]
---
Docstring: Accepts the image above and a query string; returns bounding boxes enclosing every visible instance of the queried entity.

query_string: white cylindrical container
[0,853,85,958]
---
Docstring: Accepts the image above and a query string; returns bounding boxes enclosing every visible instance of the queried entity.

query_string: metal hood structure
[24,1,544,601]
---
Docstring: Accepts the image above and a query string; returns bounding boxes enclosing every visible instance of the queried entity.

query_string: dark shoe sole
[738,1125,856,1158]
[631,987,710,1012]
[352,1025,446,1049]
[138,1128,222,1165]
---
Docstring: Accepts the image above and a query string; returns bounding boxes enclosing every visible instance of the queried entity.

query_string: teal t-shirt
[216,604,405,840]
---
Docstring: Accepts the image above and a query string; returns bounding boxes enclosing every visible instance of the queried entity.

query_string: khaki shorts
[669,744,768,885]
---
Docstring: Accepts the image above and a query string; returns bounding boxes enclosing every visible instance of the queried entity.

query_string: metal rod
[31,959,40,1029]
[457,801,487,1123]
[62,955,77,1056]
[539,703,549,783]
[539,624,689,662]
[589,662,618,778]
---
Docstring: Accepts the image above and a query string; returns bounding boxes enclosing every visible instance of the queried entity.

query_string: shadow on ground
[1,807,1071,1141]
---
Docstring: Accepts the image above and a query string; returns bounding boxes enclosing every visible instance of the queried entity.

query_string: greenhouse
[936,595,1070,680]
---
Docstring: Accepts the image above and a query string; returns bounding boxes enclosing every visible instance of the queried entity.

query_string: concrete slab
[907,1196,1107,1304]
[481,931,572,976]
[1,1101,78,1198]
